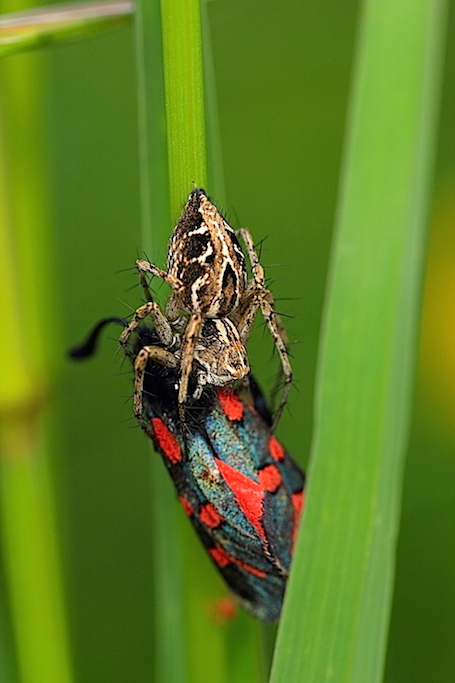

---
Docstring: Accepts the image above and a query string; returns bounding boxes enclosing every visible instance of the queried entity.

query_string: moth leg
[133,344,178,438]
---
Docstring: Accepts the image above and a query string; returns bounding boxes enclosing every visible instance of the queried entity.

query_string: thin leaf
[160,0,207,210]
[134,1,264,681]
[271,1,449,681]
[0,39,74,683]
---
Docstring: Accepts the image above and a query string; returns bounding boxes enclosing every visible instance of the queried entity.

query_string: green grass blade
[0,44,73,683]
[134,2,182,682]
[200,0,225,204]
[0,0,132,58]
[135,2,265,681]
[160,0,207,210]
[135,0,169,254]
[135,2,209,682]
[270,1,449,682]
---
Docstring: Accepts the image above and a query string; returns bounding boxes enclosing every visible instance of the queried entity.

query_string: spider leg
[133,344,178,439]
[136,259,186,327]
[233,281,260,343]
[119,302,174,356]
[165,292,185,324]
[236,228,265,287]
[138,268,154,303]
[136,259,181,290]
[236,227,292,429]
[234,227,267,343]
[257,293,292,430]
[178,313,203,427]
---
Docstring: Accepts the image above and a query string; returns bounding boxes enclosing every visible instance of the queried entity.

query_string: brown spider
[120,188,292,429]
[120,299,250,433]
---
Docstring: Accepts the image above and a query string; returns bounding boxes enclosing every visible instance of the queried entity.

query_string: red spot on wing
[292,490,304,519]
[235,559,266,579]
[215,458,265,540]
[268,435,285,461]
[259,464,282,493]
[179,496,194,517]
[151,417,182,463]
[291,490,305,549]
[199,503,222,528]
[209,544,231,568]
[217,388,244,421]
[209,543,266,579]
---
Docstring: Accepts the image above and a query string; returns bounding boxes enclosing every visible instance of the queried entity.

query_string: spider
[121,188,292,429]
[121,302,250,437]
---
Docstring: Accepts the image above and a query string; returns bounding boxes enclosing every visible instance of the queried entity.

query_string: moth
[70,316,304,621]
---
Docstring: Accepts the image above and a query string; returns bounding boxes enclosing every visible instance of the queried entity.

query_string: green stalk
[0,39,73,683]
[135,1,208,682]
[134,2,264,681]
[160,0,207,212]
[270,1,448,682]
[134,3,180,681]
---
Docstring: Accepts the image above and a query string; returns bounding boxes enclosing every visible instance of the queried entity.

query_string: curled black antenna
[68,317,127,360]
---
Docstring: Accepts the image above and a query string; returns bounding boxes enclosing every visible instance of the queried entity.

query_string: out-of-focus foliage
[0,1,132,58]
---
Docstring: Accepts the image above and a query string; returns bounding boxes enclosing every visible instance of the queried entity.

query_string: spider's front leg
[177,313,203,427]
[137,263,187,337]
[133,345,178,438]
[119,303,158,359]
[119,301,174,357]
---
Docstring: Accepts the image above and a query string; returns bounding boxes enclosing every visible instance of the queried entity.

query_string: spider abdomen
[167,188,247,317]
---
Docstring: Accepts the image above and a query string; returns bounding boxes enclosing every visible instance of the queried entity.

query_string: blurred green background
[1,0,453,681]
